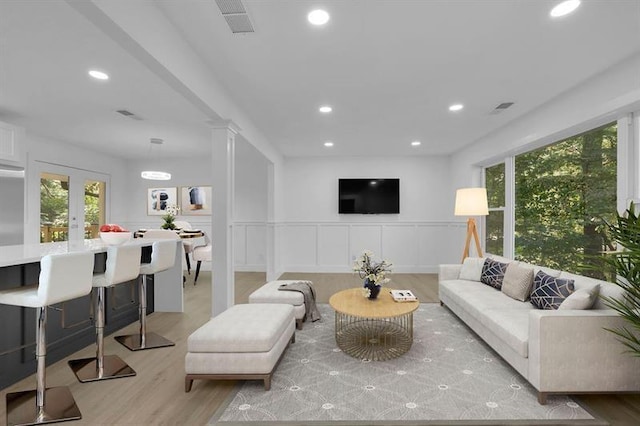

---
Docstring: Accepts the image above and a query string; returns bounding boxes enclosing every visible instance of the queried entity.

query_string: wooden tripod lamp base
[461,217,483,263]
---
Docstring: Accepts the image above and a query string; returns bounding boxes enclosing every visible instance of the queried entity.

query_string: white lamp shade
[454,188,489,216]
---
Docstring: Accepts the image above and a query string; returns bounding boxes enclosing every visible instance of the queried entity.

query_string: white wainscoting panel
[245,224,266,270]
[278,221,465,273]
[349,225,382,261]
[280,224,317,269]
[234,225,247,266]
[317,225,350,268]
[382,225,419,269]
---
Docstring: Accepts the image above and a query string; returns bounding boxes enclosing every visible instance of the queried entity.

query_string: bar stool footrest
[6,386,81,426]
[114,332,175,351]
[68,355,136,383]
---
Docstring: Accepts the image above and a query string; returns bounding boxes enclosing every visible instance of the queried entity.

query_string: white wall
[278,156,464,273]
[450,53,640,191]
[283,156,453,221]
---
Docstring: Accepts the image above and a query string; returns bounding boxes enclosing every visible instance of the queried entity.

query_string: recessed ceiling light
[319,105,333,113]
[324,141,334,147]
[550,0,581,18]
[411,141,421,146]
[308,9,330,26]
[88,70,109,80]
[449,104,464,112]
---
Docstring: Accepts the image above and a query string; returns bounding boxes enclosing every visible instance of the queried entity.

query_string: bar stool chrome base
[6,387,81,426]
[67,355,136,383]
[115,332,175,351]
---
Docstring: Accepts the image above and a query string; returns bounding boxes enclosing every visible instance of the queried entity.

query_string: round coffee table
[329,288,419,361]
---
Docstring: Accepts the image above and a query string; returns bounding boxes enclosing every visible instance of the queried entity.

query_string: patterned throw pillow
[530,271,575,310]
[480,258,509,290]
[501,263,534,301]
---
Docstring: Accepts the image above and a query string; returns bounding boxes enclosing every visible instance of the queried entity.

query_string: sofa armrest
[528,309,640,394]
[439,264,461,282]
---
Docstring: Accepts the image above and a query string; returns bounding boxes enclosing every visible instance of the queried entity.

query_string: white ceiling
[1,0,639,160]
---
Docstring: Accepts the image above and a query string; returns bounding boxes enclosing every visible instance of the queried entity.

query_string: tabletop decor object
[353,250,392,299]
[161,204,180,230]
[99,224,132,245]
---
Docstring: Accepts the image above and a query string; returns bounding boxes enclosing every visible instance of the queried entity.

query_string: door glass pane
[514,122,617,277]
[84,180,106,239]
[40,173,69,242]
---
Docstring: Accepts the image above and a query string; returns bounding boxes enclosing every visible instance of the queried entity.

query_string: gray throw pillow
[530,271,575,310]
[459,257,485,281]
[558,284,600,310]
[501,263,534,301]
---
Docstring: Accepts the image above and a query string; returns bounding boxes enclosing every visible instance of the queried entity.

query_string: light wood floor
[1,272,639,425]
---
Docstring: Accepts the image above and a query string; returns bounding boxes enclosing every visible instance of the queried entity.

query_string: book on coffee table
[390,289,417,302]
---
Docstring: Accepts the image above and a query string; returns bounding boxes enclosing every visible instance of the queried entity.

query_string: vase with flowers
[353,250,392,299]
[161,204,180,230]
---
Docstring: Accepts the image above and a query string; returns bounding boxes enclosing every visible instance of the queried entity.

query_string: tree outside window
[514,123,617,277]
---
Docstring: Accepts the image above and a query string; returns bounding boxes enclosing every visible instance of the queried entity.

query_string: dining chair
[192,232,211,285]
[174,220,195,275]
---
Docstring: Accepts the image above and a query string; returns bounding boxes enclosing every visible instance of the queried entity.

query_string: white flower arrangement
[353,250,393,286]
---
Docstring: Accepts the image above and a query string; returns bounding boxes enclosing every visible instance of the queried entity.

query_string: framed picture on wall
[180,186,212,216]
[147,187,178,215]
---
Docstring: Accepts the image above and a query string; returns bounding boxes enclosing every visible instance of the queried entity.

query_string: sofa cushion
[530,271,574,310]
[459,257,485,281]
[440,279,532,326]
[478,309,531,358]
[501,263,534,301]
[481,258,509,290]
[559,284,600,310]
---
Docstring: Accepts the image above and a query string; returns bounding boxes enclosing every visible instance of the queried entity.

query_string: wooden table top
[329,287,419,319]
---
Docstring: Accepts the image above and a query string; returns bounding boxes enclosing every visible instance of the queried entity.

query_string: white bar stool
[0,252,94,426]
[68,244,141,382]
[115,239,177,351]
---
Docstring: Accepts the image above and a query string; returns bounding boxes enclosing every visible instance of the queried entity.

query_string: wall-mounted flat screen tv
[338,178,400,214]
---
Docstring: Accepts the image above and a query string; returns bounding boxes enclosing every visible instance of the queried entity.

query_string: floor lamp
[454,187,489,263]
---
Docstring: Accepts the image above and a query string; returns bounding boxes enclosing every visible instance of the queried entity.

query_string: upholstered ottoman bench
[184,303,295,391]
[248,280,311,329]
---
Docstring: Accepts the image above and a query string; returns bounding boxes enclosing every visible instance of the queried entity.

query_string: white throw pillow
[501,263,534,301]
[459,257,485,282]
[558,284,600,310]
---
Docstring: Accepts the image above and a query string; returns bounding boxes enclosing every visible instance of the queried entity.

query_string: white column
[210,120,239,316]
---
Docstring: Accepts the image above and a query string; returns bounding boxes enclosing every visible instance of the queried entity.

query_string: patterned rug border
[209,303,608,426]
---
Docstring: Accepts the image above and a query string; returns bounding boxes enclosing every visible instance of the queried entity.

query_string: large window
[485,163,505,256]
[514,122,617,276]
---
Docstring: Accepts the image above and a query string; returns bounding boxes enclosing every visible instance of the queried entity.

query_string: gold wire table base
[334,312,414,361]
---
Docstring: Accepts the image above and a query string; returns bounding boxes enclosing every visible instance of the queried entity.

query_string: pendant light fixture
[141,138,171,181]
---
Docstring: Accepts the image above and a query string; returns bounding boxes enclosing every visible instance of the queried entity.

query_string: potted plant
[161,204,180,230]
[599,203,640,355]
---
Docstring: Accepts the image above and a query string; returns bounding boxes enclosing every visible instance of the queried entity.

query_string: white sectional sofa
[439,258,640,403]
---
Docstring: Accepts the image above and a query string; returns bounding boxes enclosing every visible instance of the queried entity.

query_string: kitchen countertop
[0,238,161,268]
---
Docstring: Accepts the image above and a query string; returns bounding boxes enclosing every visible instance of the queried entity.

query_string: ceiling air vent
[490,102,515,115]
[116,109,143,121]
[215,0,255,34]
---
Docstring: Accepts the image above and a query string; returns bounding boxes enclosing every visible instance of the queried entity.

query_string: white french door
[34,161,109,242]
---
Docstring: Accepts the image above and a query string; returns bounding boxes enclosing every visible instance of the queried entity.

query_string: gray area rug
[212,304,601,424]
